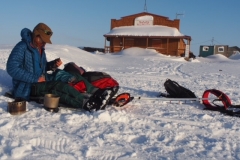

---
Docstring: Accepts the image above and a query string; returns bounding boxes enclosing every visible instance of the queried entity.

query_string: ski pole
[137,97,213,101]
[112,93,217,107]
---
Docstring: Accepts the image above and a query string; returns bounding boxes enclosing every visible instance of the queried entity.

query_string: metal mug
[43,94,60,109]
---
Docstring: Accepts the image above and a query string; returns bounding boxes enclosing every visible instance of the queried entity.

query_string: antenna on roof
[176,12,184,19]
[144,0,148,12]
[211,37,214,45]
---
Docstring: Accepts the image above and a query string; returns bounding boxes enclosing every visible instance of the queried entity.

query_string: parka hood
[21,28,33,44]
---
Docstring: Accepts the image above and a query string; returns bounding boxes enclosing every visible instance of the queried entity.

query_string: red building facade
[104,12,191,57]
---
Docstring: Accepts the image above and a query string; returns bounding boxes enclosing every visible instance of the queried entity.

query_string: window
[218,46,224,52]
[203,46,209,51]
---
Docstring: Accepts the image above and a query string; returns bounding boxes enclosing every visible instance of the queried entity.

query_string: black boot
[83,89,107,111]
[83,87,119,111]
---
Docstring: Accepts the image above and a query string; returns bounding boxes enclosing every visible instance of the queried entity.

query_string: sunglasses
[39,29,53,36]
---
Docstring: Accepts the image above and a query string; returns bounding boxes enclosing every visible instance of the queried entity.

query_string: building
[199,45,240,57]
[228,46,240,55]
[103,12,191,57]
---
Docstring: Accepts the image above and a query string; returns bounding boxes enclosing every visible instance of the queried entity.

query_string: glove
[38,75,46,82]
[51,58,63,71]
[55,58,62,67]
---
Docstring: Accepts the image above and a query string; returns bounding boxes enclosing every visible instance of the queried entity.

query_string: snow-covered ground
[0,44,240,160]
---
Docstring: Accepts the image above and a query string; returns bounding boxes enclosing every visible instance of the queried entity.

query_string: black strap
[229,105,240,108]
[204,107,240,117]
[212,99,225,108]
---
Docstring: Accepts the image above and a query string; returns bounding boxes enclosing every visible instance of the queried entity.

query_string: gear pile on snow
[4,74,240,117]
[161,79,240,117]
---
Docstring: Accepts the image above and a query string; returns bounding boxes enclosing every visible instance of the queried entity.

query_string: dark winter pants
[30,81,98,109]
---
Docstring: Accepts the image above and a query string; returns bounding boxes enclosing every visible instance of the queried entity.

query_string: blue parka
[6,28,74,100]
[6,28,55,100]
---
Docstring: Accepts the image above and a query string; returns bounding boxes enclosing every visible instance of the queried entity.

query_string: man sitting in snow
[6,22,110,111]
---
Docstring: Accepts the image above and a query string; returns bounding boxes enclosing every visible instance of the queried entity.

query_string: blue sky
[1,0,239,56]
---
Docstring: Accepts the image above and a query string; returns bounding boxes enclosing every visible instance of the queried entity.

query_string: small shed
[228,46,240,54]
[103,12,191,57]
[199,45,229,57]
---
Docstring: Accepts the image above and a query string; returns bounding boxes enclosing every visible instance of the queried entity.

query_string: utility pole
[211,37,214,45]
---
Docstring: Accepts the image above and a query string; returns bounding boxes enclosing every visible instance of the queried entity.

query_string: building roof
[120,12,169,19]
[104,25,188,38]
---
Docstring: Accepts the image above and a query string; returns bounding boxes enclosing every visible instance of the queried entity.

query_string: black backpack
[163,79,197,98]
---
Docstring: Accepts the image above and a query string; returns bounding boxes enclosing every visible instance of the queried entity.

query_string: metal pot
[44,94,60,109]
[8,100,26,115]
